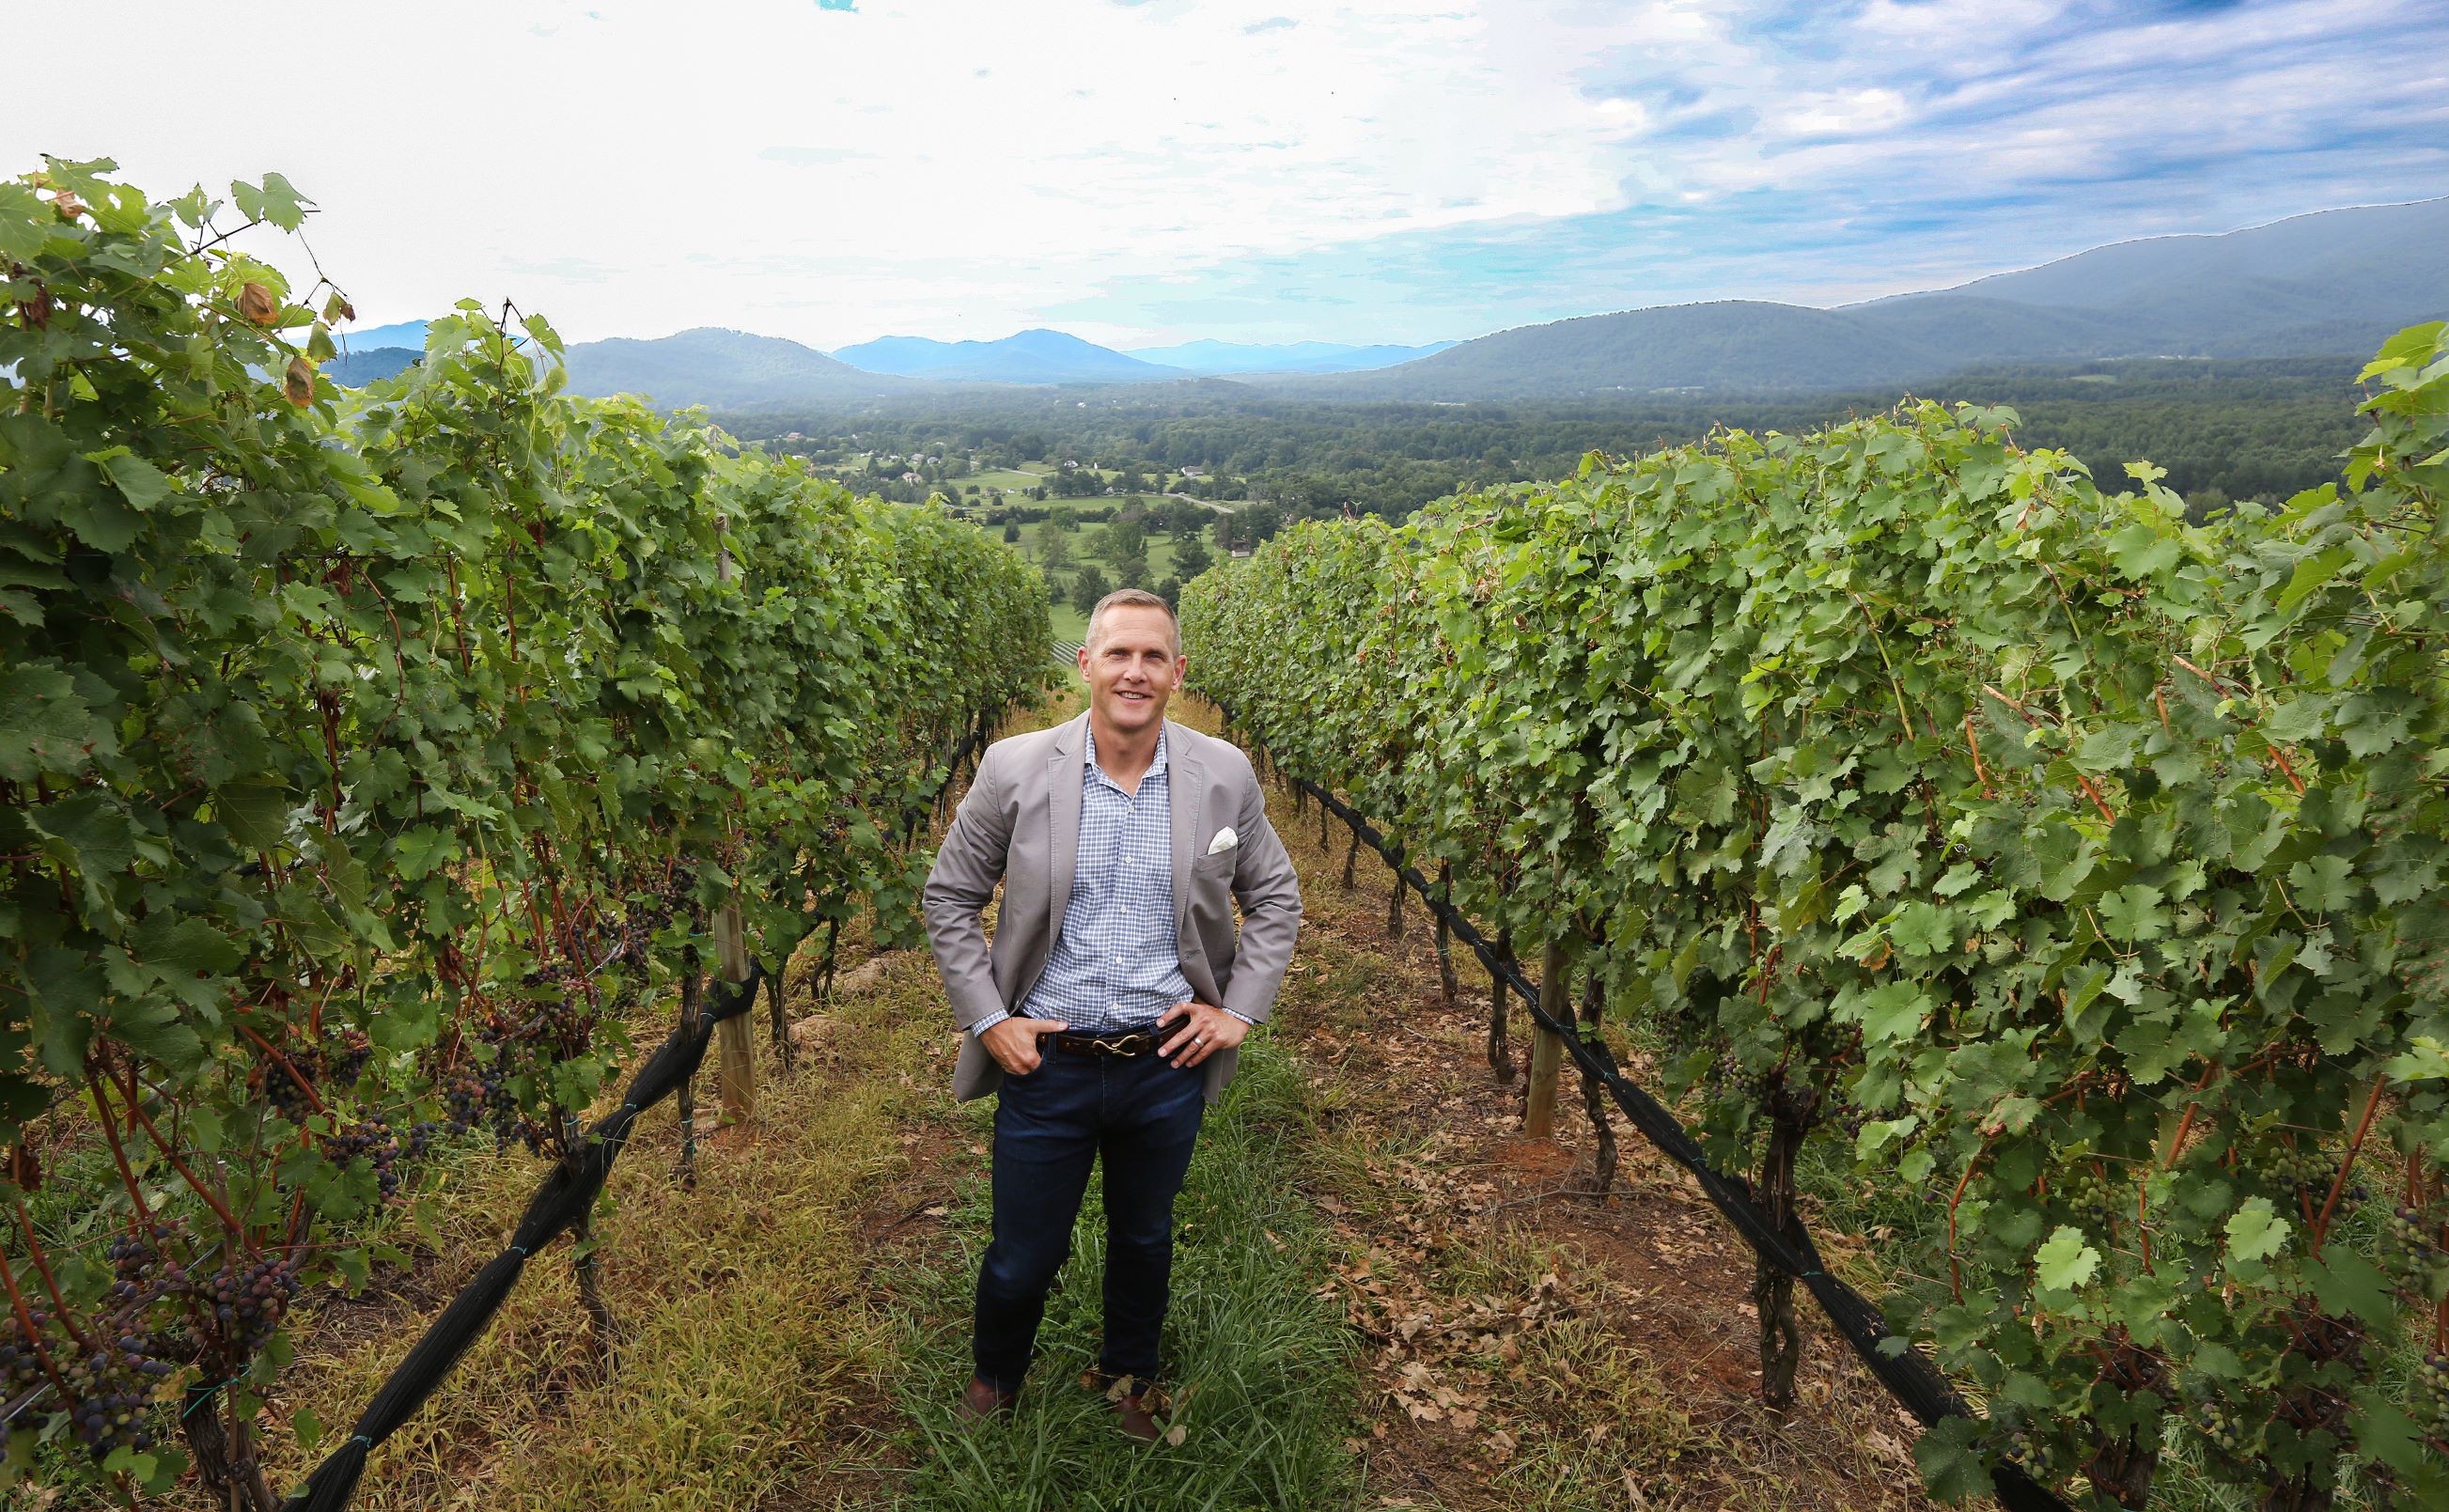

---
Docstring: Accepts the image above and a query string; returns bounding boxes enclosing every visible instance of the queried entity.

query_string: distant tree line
[726,352,2365,531]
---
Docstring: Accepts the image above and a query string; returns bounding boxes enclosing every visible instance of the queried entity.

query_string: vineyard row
[1182,322,2449,1510]
[1,158,1050,1505]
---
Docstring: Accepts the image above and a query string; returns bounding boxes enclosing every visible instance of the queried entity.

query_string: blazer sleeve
[1219,761,1302,1024]
[922,746,1013,1031]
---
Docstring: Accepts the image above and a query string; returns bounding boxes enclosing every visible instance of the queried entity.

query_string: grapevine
[0,156,1049,1503]
[1185,320,2449,1505]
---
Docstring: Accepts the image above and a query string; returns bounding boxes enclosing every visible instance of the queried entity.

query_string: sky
[11,0,2446,351]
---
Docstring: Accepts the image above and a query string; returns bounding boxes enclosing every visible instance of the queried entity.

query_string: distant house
[1230,546,1254,558]
[901,471,924,484]
[1180,465,1206,479]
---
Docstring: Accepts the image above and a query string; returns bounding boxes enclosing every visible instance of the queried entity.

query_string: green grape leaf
[2033,1225,2101,1294]
[0,664,98,781]
[2224,1198,2291,1264]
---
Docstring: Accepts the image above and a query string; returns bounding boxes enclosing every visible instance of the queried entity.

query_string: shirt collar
[1083,721,1167,787]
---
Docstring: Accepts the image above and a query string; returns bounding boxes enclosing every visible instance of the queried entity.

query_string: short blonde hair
[1085,588,1180,657]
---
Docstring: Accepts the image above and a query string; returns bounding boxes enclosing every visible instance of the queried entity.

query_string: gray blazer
[922,710,1303,1104]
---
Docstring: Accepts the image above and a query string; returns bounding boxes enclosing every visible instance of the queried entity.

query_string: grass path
[860,1038,1357,1512]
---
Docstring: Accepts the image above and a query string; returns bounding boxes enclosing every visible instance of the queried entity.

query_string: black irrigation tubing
[277,961,766,1512]
[1222,716,2069,1512]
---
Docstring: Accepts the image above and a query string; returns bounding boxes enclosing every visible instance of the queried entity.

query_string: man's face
[1080,606,1185,737]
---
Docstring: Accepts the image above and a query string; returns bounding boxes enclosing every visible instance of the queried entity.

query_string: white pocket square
[1205,826,1238,856]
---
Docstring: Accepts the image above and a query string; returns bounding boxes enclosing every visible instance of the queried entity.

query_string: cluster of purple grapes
[1994,1418,2056,1477]
[247,1044,321,1121]
[2195,1397,2254,1460]
[3,1238,194,1464]
[438,1054,537,1151]
[327,1026,372,1086]
[64,1337,174,1459]
[0,1307,54,1395]
[103,1225,192,1317]
[2417,1351,2449,1433]
[2386,1203,2445,1282]
[189,1253,301,1362]
[246,1025,377,1122]
[405,1117,443,1158]
[506,958,601,1064]
[2249,1141,2365,1206]
[619,864,698,962]
[1700,1051,1773,1107]
[442,1066,496,1134]
[2057,1164,2131,1229]
[321,1117,404,1199]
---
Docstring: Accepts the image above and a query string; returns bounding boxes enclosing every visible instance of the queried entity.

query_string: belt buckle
[1111,1033,1151,1057]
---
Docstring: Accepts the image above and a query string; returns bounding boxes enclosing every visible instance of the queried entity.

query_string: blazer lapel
[1168,720,1203,927]
[1048,710,1087,946]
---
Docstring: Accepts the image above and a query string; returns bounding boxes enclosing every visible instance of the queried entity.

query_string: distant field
[962,466,1051,491]
[1012,518,1196,575]
[1006,511,1212,641]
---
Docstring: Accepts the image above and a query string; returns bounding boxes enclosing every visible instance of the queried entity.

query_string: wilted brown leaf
[284,355,315,406]
[241,282,279,327]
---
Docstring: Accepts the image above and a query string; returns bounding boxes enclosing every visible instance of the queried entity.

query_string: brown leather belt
[1052,1029,1160,1058]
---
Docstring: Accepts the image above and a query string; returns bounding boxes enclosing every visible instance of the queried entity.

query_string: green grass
[957,467,1053,494]
[266,934,959,1512]
[878,1033,1360,1512]
[1009,512,1214,641]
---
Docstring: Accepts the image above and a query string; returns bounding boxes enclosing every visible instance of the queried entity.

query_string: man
[921,588,1303,1440]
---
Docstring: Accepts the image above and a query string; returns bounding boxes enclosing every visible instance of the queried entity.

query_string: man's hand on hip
[1157,1001,1247,1069]
[981,1016,1069,1076]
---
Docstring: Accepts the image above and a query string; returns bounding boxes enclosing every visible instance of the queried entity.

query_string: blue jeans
[972,1046,1206,1393]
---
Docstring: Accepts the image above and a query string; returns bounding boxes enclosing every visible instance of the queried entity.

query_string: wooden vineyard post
[1525,936,1568,1138]
[714,899,755,1127]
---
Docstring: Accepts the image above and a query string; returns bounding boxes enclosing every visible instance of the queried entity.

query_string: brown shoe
[1112,1388,1161,1442]
[956,1375,1017,1426]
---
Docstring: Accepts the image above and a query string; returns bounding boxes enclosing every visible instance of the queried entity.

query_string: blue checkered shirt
[972,726,1241,1038]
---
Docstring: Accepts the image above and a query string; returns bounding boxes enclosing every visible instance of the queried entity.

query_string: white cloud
[8,0,1675,344]
[7,0,2440,349]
